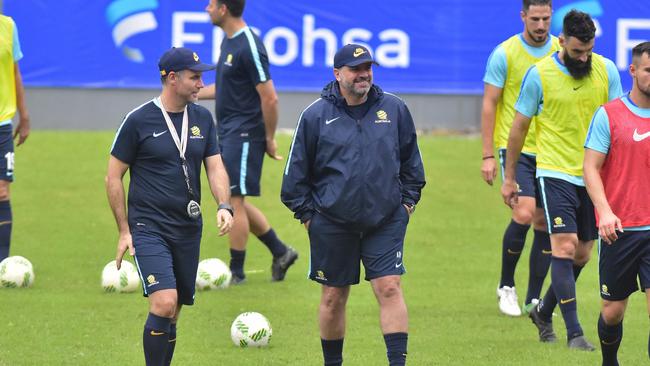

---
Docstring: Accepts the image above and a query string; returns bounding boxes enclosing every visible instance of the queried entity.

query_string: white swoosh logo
[153,130,168,138]
[325,117,340,125]
[633,129,650,142]
[395,262,403,269]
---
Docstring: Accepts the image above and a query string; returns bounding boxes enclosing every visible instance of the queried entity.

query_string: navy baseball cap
[158,47,215,76]
[333,44,378,68]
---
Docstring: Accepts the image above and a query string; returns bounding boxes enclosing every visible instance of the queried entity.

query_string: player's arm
[204,154,233,236]
[13,62,29,146]
[583,149,621,244]
[256,80,282,160]
[198,84,216,100]
[480,84,503,185]
[105,156,133,269]
[397,101,426,215]
[501,66,539,207]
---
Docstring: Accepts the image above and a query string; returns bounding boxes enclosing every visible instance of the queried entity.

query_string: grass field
[1,131,648,365]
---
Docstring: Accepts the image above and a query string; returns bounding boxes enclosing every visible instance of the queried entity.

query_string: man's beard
[527,29,548,44]
[563,52,592,80]
[341,78,371,98]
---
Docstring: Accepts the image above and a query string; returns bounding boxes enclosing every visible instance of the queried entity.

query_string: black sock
[384,332,408,366]
[538,263,584,320]
[257,228,287,258]
[0,200,12,261]
[163,323,177,366]
[598,314,621,366]
[143,313,171,366]
[229,249,246,279]
[550,257,582,339]
[500,220,530,288]
[321,338,343,366]
[526,230,551,304]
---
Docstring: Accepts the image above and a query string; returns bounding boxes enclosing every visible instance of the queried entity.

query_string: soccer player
[281,44,426,366]
[0,15,30,261]
[501,10,622,350]
[481,0,559,316]
[106,47,234,366]
[200,0,298,284]
[583,41,650,365]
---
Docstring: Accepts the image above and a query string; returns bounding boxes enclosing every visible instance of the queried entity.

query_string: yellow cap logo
[554,217,563,226]
[193,52,199,62]
[147,275,156,284]
[376,110,388,120]
[353,48,366,58]
[191,126,201,136]
[160,70,167,76]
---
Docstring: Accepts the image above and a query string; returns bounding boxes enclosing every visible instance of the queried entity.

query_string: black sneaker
[230,273,246,285]
[567,335,596,351]
[529,305,557,343]
[271,247,298,281]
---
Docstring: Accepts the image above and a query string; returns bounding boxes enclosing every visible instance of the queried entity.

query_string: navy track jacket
[281,81,426,230]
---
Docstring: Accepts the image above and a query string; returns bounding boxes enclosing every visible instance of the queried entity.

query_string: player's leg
[0,127,15,261]
[132,231,179,366]
[525,202,552,312]
[497,150,532,316]
[162,234,200,366]
[365,206,409,366]
[308,212,359,366]
[229,195,248,282]
[246,201,298,281]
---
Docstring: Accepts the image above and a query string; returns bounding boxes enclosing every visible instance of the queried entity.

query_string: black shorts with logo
[599,230,650,301]
[537,177,597,241]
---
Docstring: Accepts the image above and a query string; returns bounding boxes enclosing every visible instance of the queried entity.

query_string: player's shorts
[307,205,409,287]
[498,149,538,201]
[220,140,265,196]
[132,230,202,305]
[599,230,650,301]
[0,125,15,182]
[537,177,597,240]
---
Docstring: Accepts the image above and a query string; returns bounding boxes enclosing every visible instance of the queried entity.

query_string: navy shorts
[498,149,538,202]
[308,206,409,287]
[599,230,650,301]
[0,125,15,182]
[220,140,265,196]
[132,230,202,305]
[537,177,597,240]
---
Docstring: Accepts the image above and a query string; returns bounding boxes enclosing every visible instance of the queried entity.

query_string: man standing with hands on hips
[282,44,425,366]
[106,47,233,366]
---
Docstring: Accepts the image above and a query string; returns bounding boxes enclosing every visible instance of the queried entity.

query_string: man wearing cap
[201,0,298,284]
[281,44,426,366]
[106,47,234,366]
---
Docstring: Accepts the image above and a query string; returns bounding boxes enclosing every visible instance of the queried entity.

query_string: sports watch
[218,203,234,217]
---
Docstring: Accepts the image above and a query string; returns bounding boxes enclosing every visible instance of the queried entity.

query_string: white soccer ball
[0,255,34,288]
[196,258,231,290]
[101,260,140,293]
[230,312,273,348]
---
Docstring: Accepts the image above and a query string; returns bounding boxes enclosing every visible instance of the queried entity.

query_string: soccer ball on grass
[0,255,34,288]
[230,312,273,347]
[196,258,231,290]
[101,260,140,293]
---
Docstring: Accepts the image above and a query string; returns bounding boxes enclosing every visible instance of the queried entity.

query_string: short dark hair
[217,0,245,17]
[523,0,552,11]
[632,41,650,61]
[563,9,596,43]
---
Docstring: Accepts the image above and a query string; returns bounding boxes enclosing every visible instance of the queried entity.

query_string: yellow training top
[0,15,17,122]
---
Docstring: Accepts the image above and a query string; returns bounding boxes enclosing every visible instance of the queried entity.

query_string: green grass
[1,132,648,365]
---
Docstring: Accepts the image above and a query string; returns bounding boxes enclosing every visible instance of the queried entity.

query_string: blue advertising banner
[4,0,650,93]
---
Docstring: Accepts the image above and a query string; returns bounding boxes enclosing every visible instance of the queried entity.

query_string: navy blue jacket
[281,81,426,230]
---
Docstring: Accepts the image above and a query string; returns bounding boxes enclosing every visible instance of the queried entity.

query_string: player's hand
[14,115,30,146]
[598,210,623,245]
[481,157,497,185]
[265,138,283,160]
[217,209,234,236]
[501,179,519,208]
[115,232,134,270]
[303,220,310,230]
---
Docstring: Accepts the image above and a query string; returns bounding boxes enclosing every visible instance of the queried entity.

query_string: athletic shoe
[522,298,539,315]
[271,246,298,281]
[529,305,557,342]
[497,286,522,316]
[567,335,596,351]
[230,274,246,285]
